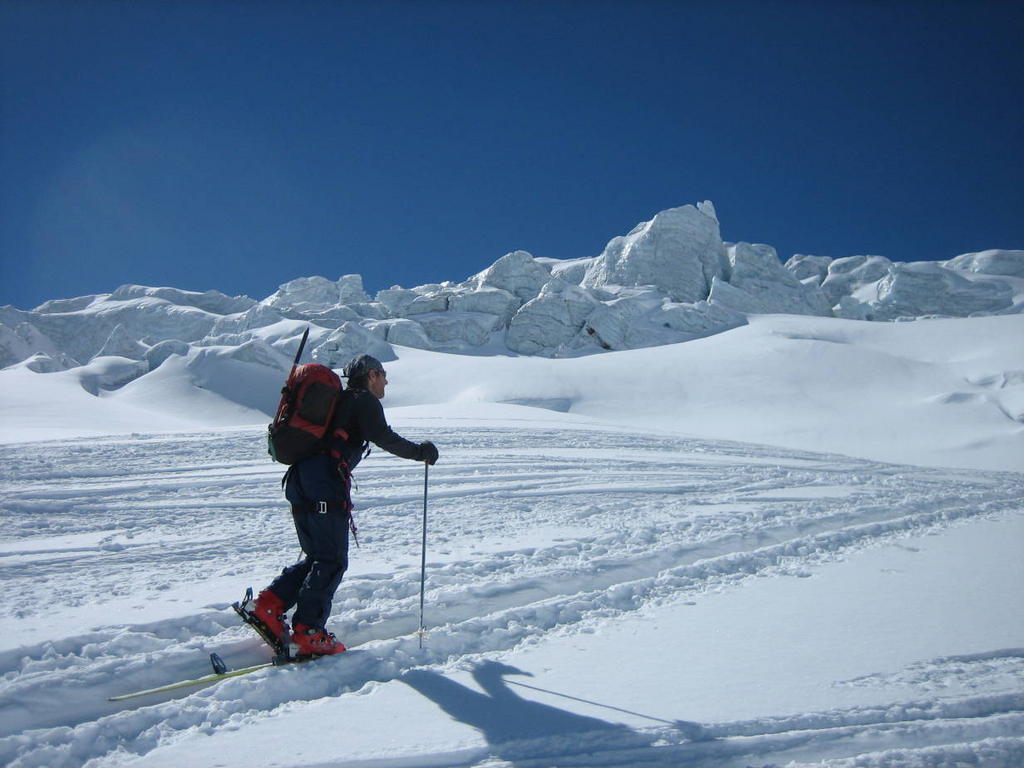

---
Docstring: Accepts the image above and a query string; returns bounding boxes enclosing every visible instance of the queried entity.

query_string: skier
[243,354,439,656]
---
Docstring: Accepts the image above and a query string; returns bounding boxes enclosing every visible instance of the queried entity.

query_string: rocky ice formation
[95,324,149,360]
[311,322,396,368]
[506,278,600,354]
[582,202,727,303]
[944,249,1024,278]
[2,203,1021,396]
[471,250,552,305]
[264,275,370,316]
[787,250,1022,321]
[0,284,248,368]
[717,243,832,316]
[866,262,1014,320]
[0,318,73,371]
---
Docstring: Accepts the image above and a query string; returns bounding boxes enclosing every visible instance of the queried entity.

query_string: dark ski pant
[266,455,352,631]
[267,505,350,630]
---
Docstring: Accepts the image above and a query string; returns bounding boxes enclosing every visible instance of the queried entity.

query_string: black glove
[418,441,439,465]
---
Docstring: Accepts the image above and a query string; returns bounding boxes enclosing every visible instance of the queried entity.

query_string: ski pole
[417,461,429,648]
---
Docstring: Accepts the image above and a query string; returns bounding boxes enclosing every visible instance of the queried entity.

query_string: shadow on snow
[400,660,706,766]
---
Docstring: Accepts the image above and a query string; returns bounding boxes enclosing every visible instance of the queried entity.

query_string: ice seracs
[0,318,71,369]
[866,261,1015,320]
[818,255,894,308]
[471,249,551,304]
[312,321,397,367]
[945,248,1024,277]
[262,275,369,326]
[507,278,600,355]
[2,284,230,367]
[264,275,369,315]
[718,243,832,316]
[95,323,149,360]
[2,202,1021,389]
[582,202,727,304]
[105,284,255,314]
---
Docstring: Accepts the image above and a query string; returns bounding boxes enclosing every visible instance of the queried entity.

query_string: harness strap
[291,500,349,515]
[290,500,360,549]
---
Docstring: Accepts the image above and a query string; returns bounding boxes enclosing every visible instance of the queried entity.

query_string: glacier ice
[582,203,728,304]
[2,202,1020,380]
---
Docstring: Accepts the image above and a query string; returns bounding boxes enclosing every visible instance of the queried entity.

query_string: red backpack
[267,329,348,465]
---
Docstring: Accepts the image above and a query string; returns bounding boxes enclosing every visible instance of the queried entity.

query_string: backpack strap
[327,426,351,467]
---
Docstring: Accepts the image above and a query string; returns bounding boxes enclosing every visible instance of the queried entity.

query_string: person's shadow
[400,660,704,765]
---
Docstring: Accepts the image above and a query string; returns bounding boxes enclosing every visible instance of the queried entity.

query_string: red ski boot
[244,589,290,644]
[290,623,347,657]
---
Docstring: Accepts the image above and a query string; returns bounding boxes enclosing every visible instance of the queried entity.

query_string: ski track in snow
[0,425,1022,767]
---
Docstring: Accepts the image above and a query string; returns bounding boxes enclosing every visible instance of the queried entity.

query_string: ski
[110,588,330,702]
[108,653,294,701]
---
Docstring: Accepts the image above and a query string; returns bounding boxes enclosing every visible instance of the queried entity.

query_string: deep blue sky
[2,0,1022,310]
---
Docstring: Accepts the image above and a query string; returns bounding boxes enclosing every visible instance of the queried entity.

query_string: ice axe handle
[291,327,310,369]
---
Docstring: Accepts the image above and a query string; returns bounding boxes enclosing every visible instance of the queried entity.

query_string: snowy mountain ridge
[3,201,1022,380]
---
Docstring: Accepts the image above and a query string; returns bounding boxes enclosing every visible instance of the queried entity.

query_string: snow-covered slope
[3,313,1021,472]
[1,407,1021,767]
[1,213,1022,765]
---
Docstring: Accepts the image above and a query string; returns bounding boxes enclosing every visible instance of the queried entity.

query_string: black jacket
[332,387,423,472]
[285,387,422,507]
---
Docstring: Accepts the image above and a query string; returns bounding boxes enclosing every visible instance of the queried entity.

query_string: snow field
[1,418,1022,767]
[4,313,1024,473]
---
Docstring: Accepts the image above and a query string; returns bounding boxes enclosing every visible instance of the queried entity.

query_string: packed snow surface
[1,308,1022,765]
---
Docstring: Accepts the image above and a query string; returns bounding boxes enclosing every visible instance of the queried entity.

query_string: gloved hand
[419,441,439,465]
